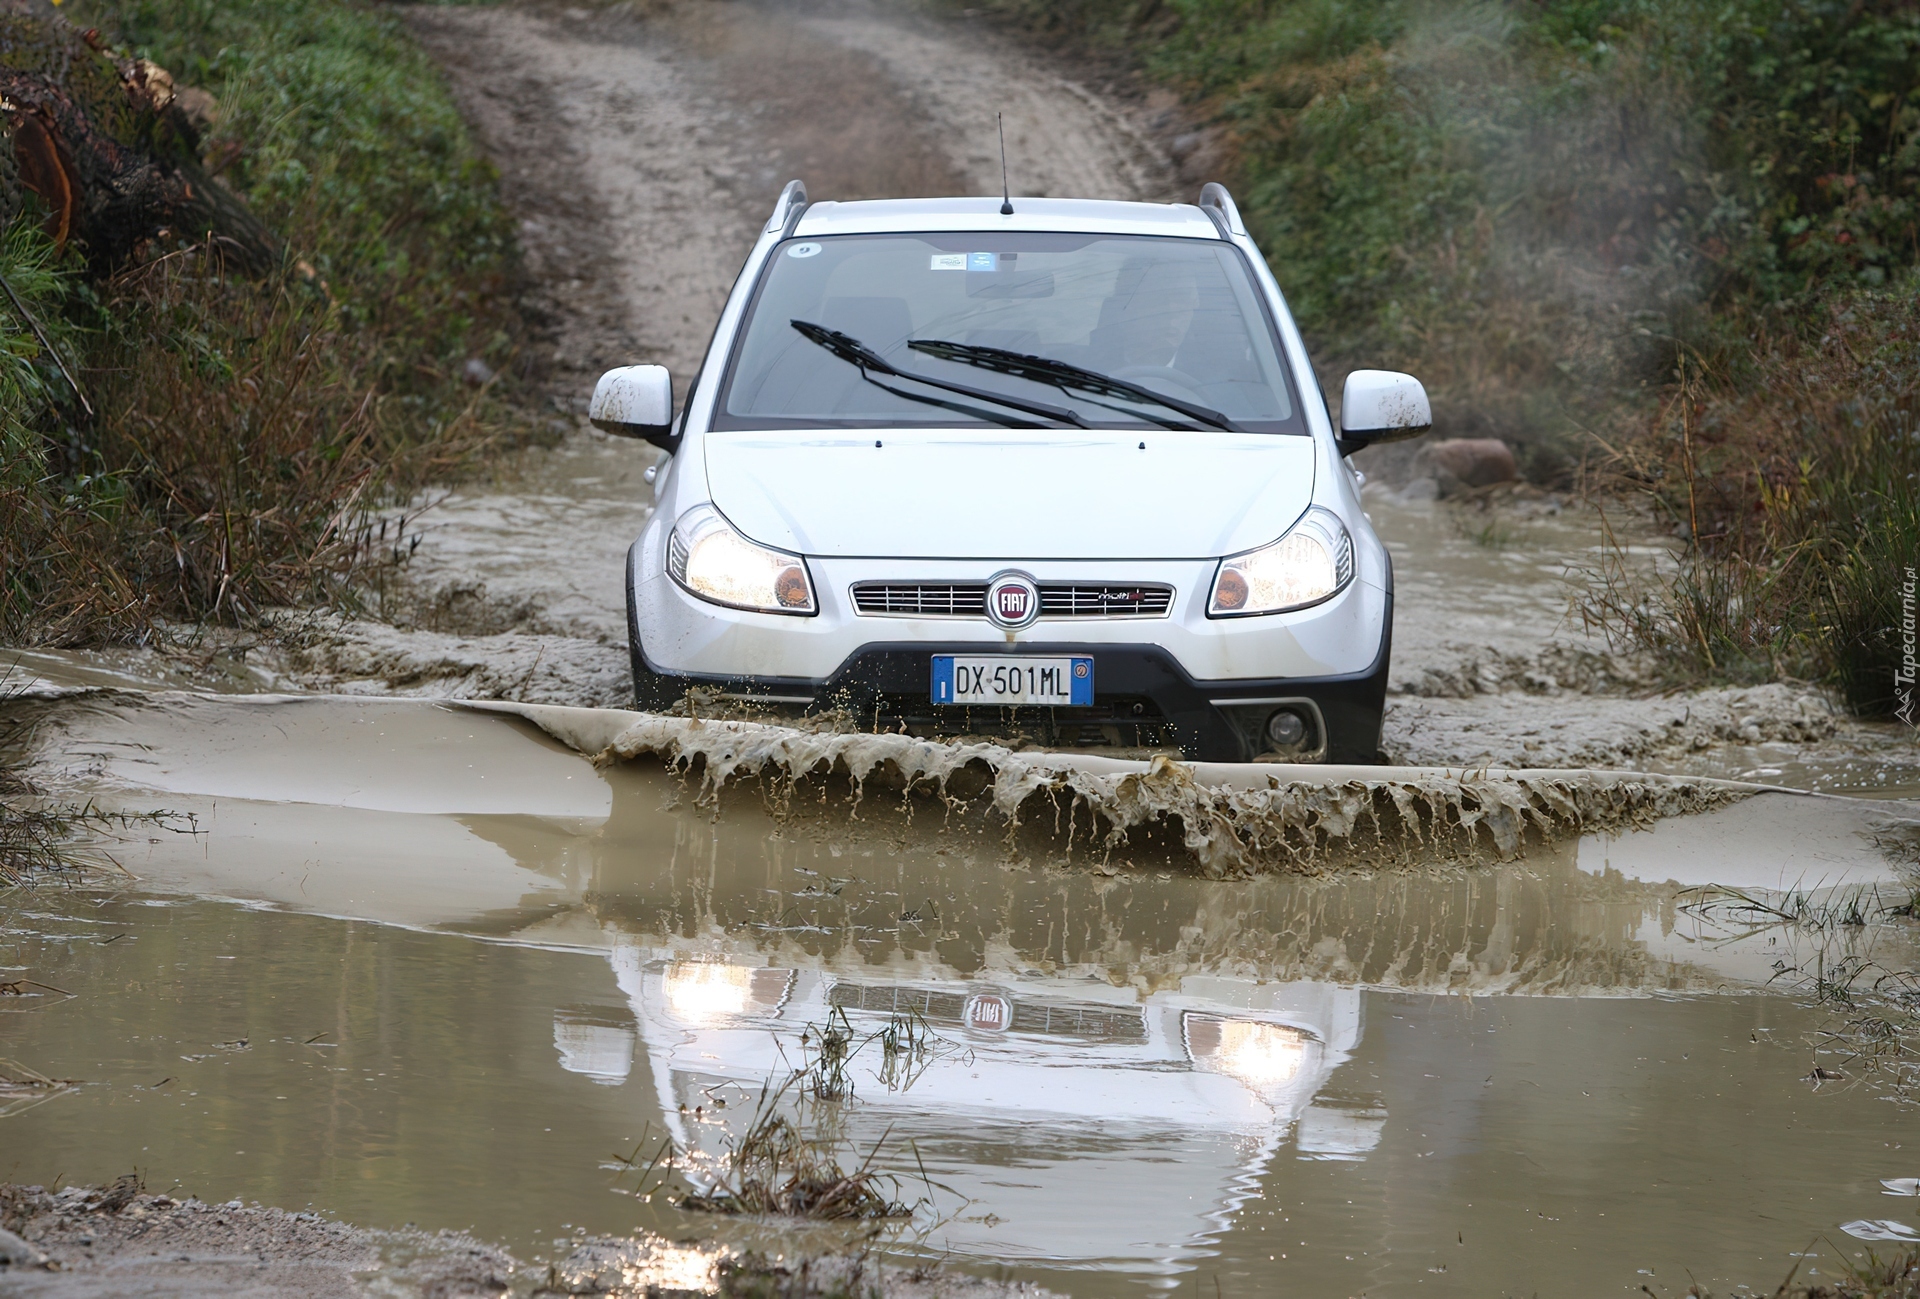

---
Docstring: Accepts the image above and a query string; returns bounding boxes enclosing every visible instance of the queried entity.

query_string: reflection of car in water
[555,941,1381,1273]
[593,183,1434,763]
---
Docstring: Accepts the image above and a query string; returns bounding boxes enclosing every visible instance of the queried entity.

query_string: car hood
[700,430,1319,560]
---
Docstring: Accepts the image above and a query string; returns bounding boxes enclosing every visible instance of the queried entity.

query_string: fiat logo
[964,993,1013,1033]
[985,571,1040,630]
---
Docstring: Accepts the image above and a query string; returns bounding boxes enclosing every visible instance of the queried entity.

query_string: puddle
[4,689,1920,1293]
[6,871,1920,1293]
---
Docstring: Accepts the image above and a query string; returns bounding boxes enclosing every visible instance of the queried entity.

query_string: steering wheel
[1108,365,1209,403]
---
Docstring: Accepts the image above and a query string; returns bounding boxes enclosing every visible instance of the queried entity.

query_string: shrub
[1,0,520,644]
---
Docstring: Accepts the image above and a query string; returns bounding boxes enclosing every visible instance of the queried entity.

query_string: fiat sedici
[592,182,1430,763]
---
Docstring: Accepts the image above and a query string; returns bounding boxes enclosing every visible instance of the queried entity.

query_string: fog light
[1265,709,1308,750]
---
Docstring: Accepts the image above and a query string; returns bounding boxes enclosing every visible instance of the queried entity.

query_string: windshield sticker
[785,242,822,259]
[929,253,966,271]
[966,252,999,272]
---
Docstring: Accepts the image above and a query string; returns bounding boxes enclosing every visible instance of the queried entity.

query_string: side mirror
[590,365,677,452]
[1337,369,1431,455]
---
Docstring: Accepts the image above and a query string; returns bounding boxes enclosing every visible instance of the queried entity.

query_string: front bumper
[629,609,1393,764]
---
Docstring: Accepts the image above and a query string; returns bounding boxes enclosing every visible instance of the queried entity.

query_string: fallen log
[0,5,278,273]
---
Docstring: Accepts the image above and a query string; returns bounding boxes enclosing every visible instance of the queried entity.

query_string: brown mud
[0,1182,1048,1297]
[13,680,1918,886]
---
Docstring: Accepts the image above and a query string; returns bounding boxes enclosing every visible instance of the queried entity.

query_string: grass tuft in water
[677,1074,916,1221]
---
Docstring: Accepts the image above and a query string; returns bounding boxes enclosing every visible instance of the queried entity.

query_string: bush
[1,0,519,644]
[1581,280,1919,715]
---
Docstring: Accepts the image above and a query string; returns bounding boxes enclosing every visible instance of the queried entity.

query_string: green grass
[1,0,521,644]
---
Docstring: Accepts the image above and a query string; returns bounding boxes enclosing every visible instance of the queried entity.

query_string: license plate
[930,655,1094,706]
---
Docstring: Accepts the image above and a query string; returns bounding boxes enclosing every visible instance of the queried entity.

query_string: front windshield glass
[713,232,1304,433]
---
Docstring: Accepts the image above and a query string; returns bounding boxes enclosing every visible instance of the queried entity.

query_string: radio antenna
[997,112,1014,215]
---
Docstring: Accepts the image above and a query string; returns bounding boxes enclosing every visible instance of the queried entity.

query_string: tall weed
[1579,281,1920,713]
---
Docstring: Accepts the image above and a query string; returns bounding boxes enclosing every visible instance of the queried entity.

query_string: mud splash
[14,676,1915,882]
[484,702,1767,875]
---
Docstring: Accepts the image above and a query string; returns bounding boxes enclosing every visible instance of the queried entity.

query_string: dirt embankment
[0,1181,1054,1298]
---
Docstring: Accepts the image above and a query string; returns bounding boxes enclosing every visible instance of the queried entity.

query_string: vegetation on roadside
[972,0,1919,714]
[1580,288,1919,709]
[1,0,522,646]
[1744,1251,1920,1299]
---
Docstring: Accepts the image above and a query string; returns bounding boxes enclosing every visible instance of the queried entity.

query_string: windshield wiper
[906,339,1241,432]
[789,321,1087,429]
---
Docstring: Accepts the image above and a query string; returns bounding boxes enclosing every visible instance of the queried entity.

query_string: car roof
[790,196,1223,240]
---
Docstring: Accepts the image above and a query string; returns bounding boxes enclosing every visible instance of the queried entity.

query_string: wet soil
[0,1182,1050,1297]
[0,1183,515,1298]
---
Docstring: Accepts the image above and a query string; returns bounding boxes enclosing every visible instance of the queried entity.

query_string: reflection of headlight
[1216,1020,1307,1087]
[1185,1013,1310,1089]
[663,962,753,1022]
[668,504,816,615]
[1208,507,1353,617]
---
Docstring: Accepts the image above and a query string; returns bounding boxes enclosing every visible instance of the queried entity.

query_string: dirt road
[260,0,1173,706]
[249,0,1909,786]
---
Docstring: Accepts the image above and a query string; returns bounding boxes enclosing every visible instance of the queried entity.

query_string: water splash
[475,703,1759,877]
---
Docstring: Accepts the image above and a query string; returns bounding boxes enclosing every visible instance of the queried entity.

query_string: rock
[0,1226,49,1268]
[1416,438,1518,494]
[462,356,496,386]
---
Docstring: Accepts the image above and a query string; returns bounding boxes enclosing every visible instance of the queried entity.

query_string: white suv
[593,182,1430,763]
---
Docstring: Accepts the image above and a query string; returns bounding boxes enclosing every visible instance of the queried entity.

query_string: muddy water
[7,692,1920,1294]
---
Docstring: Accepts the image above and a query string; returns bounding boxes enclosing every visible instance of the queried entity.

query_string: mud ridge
[475,703,1767,876]
[0,1181,1054,1298]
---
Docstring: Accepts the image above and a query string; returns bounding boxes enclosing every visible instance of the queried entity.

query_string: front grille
[852,582,1173,618]
[850,583,988,617]
[1039,584,1173,617]
[828,982,1147,1043]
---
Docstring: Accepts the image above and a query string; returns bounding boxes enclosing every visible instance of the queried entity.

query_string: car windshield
[713,232,1305,433]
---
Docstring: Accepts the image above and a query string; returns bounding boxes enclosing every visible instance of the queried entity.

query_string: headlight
[668,504,816,615]
[1207,506,1354,617]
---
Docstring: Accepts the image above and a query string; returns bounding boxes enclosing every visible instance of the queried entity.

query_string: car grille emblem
[964,993,1013,1033]
[985,571,1041,629]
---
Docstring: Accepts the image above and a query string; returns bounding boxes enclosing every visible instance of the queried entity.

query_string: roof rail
[1197,182,1246,238]
[765,180,809,237]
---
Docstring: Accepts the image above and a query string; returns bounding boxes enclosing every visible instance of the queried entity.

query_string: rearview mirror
[1338,370,1431,455]
[590,365,677,452]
